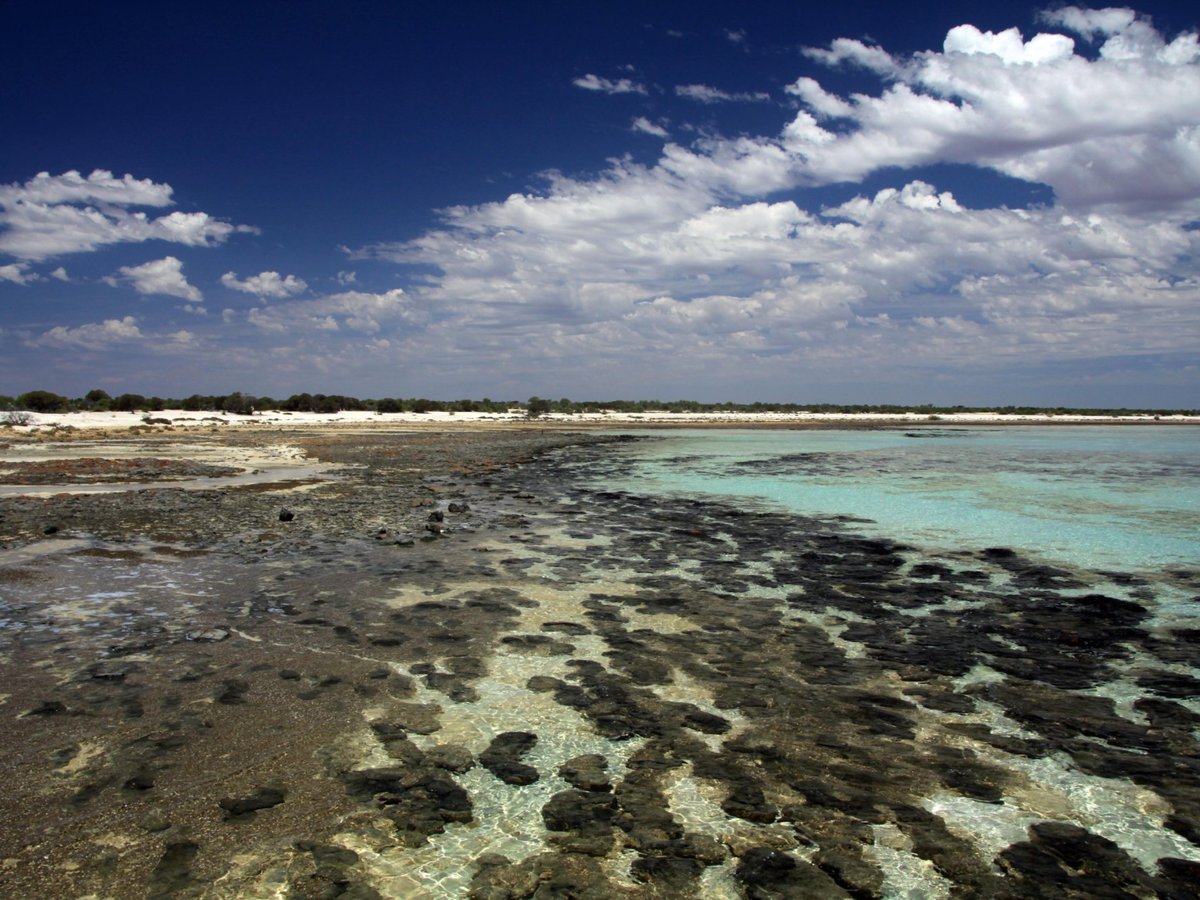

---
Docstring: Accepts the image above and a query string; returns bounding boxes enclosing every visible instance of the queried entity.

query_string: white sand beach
[5,408,1199,434]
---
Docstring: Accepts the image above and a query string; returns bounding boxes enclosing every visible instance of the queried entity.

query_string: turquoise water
[598,426,1200,574]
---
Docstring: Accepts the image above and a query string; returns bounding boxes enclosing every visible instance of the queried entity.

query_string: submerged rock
[558,754,611,792]
[425,743,475,774]
[344,768,473,847]
[24,700,68,716]
[219,784,286,817]
[371,702,442,736]
[468,852,620,899]
[996,821,1162,897]
[480,731,539,785]
[148,841,200,896]
[736,847,851,898]
[184,627,229,642]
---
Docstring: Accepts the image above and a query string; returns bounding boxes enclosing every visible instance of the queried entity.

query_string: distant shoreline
[4,408,1199,438]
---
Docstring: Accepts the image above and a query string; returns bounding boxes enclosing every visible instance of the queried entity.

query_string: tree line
[2,389,1194,418]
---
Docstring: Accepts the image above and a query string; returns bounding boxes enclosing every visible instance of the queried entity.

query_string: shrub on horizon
[84,388,112,410]
[17,390,70,413]
[220,392,256,415]
[526,396,552,418]
[111,393,147,412]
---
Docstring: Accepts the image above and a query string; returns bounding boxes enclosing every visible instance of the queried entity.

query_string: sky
[2,1,1198,407]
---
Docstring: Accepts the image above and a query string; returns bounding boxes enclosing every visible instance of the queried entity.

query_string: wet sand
[1,427,1198,898]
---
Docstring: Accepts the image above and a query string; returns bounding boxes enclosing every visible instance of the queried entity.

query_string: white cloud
[246,288,418,335]
[942,24,1076,64]
[0,169,253,261]
[257,11,1200,398]
[50,266,69,281]
[1041,6,1199,62]
[785,77,854,118]
[33,315,143,349]
[1,169,172,208]
[803,38,901,76]
[788,16,1200,212]
[572,73,647,95]
[336,269,357,285]
[358,149,1197,389]
[117,256,203,301]
[631,117,670,138]
[221,270,308,298]
[659,138,795,196]
[1044,6,1138,39]
[675,84,770,104]
[0,262,37,285]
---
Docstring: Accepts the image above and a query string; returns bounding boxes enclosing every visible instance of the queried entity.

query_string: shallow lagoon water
[596,426,1199,573]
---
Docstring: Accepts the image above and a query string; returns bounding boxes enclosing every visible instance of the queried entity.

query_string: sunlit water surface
[594,426,1199,574]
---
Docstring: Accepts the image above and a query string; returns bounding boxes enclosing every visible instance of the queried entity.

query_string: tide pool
[595,426,1200,574]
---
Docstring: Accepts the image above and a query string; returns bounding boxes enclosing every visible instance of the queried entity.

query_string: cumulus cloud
[1041,5,1198,61]
[4,169,173,207]
[0,169,253,261]
[675,84,770,104]
[0,262,37,285]
[376,167,1194,357]
[786,11,1200,211]
[116,256,203,301]
[354,11,1200,389]
[220,270,308,298]
[33,315,143,349]
[245,288,419,335]
[572,73,647,95]
[168,329,197,345]
[941,24,1076,64]
[310,10,1195,397]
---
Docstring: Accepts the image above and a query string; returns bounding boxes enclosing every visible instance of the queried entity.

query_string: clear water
[597,426,1200,574]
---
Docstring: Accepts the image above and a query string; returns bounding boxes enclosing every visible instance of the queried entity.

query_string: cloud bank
[346,7,1199,396]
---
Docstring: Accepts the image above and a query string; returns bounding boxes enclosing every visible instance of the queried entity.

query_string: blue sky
[2,2,1198,406]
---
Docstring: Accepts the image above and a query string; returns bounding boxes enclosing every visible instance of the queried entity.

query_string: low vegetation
[0,389,1194,418]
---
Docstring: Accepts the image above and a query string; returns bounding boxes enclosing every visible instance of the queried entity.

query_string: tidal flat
[0,426,1197,898]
